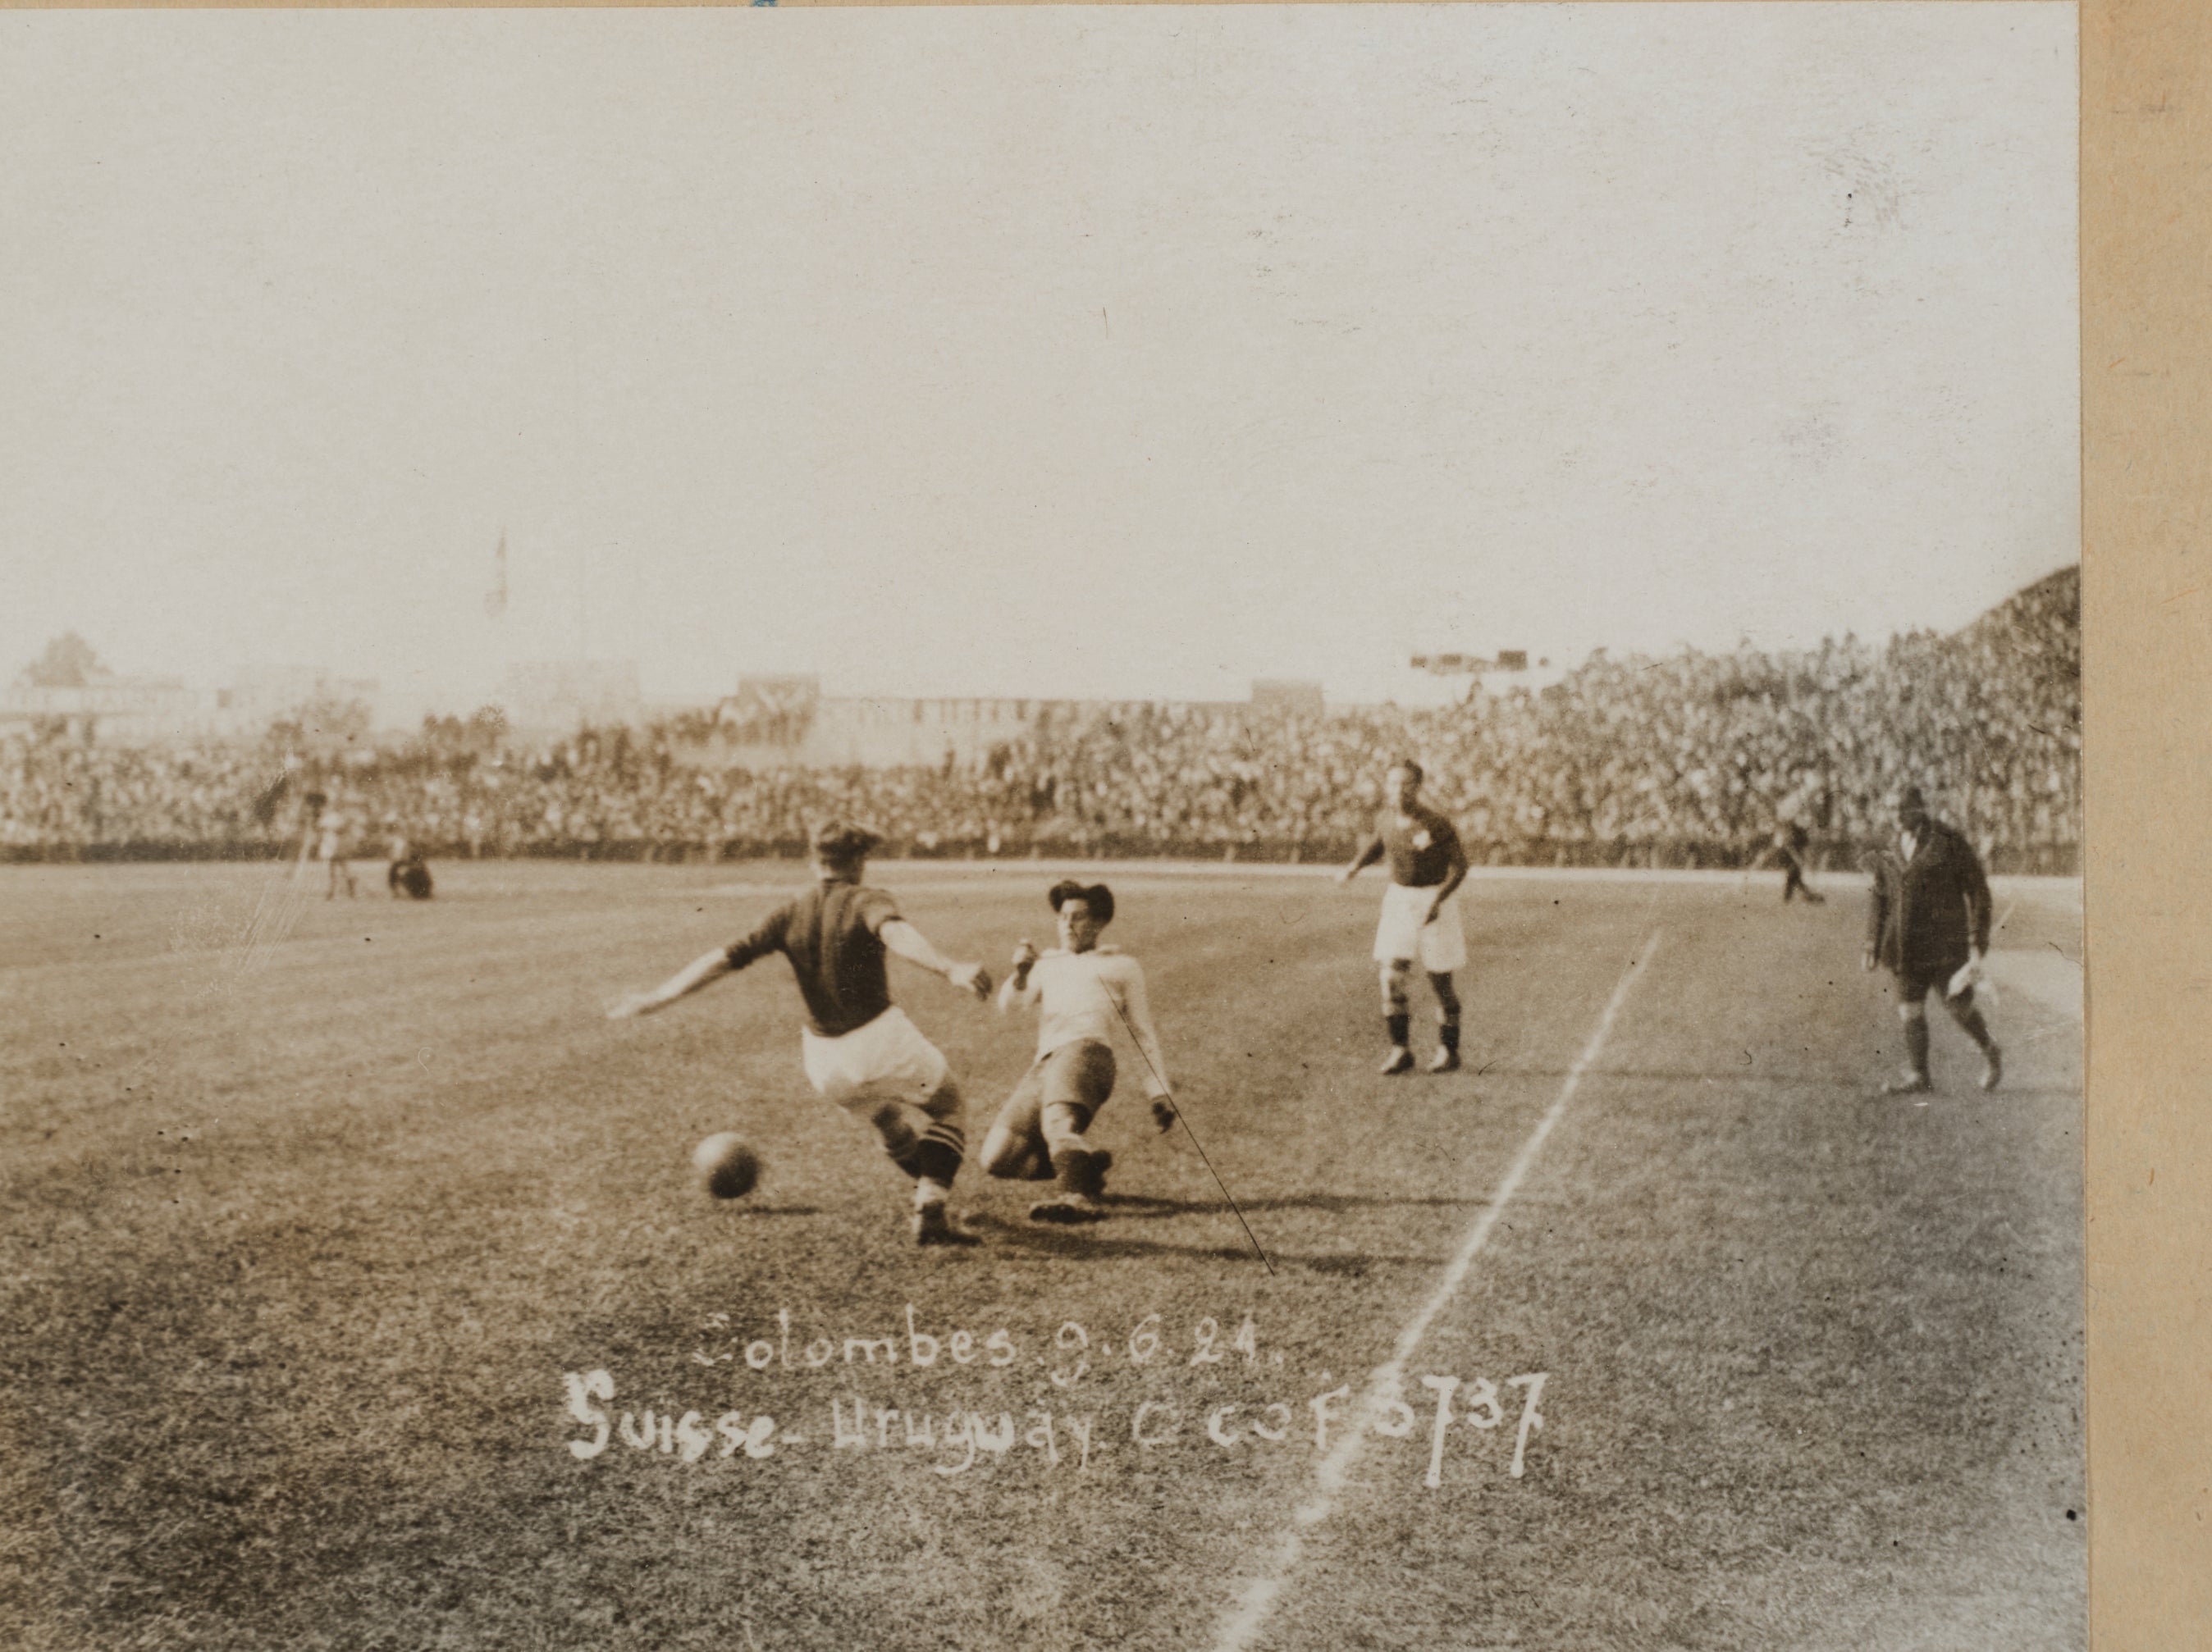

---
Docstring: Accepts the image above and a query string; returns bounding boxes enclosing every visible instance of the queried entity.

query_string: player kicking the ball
[608,820,993,1246]
[1341,759,1471,1075]
[981,880,1177,1225]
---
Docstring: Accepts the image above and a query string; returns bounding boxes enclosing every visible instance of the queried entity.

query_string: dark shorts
[988,1041,1117,1177]
[1894,968,1970,1006]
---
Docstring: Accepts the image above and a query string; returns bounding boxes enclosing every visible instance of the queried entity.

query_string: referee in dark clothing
[1862,786,2002,1094]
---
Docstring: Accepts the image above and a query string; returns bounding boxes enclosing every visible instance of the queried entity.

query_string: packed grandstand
[0,568,2081,874]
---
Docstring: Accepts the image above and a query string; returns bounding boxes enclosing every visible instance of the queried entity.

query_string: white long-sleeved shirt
[997,946,1171,1098]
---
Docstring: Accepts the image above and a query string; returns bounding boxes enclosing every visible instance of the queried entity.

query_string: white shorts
[1373,883,1468,973]
[800,1006,952,1117]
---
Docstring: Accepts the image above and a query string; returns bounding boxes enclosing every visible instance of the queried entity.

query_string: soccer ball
[692,1133,761,1200]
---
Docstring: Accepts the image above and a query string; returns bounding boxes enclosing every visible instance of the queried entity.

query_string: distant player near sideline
[981,880,1177,1225]
[316,796,358,900]
[1339,760,1471,1075]
[295,787,327,872]
[386,832,433,900]
[1862,786,2002,1095]
[1762,816,1826,905]
[607,820,994,1246]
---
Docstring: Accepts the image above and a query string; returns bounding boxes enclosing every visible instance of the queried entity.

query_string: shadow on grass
[1087,1190,1480,1220]
[1460,1062,2053,1090]
[962,1211,1446,1276]
[1854,1086,2079,1102]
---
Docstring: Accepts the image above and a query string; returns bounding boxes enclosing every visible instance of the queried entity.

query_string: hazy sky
[0,4,2077,715]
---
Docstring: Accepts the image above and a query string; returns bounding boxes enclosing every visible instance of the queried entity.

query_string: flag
[484,532,509,619]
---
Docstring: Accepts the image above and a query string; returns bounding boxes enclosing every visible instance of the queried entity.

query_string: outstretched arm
[611,905,784,1020]
[608,949,734,1020]
[1113,961,1178,1131]
[882,919,993,999]
[1113,961,1172,1102]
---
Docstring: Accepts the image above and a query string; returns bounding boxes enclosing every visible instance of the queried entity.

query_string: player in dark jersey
[1757,818,1825,904]
[386,831,434,899]
[609,820,994,1245]
[1340,760,1472,1075]
[1862,786,2001,1094]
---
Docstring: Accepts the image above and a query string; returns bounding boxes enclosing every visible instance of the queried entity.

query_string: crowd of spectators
[0,569,2082,874]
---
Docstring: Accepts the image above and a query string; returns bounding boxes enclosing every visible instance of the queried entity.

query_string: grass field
[0,859,2083,1652]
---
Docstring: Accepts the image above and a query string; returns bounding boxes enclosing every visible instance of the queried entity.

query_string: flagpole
[485,529,509,619]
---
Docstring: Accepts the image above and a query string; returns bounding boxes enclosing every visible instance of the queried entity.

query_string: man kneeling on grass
[982,880,1177,1225]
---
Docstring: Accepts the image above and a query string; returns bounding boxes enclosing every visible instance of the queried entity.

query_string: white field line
[1209,929,1666,1652]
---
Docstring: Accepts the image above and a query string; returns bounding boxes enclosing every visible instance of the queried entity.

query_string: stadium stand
[0,568,2080,874]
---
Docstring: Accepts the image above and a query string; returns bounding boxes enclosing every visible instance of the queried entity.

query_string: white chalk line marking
[1209,929,1666,1652]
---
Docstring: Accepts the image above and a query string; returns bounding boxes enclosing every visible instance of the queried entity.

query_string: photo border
[3,0,2187,1642]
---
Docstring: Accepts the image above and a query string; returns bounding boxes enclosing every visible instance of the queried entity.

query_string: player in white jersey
[316,797,358,900]
[981,880,1176,1224]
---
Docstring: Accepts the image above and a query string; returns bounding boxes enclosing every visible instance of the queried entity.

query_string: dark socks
[1904,1015,1930,1077]
[901,1139,962,1188]
[1952,1003,1994,1052]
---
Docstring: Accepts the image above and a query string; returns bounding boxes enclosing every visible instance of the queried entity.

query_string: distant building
[0,664,385,744]
[222,667,385,736]
[710,692,1044,769]
[685,681,1335,769]
[715,675,824,746]
[0,678,203,742]
[493,660,643,733]
[1407,648,1568,701]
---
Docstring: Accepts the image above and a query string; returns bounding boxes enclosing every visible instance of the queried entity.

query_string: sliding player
[1340,759,1470,1074]
[609,820,994,1246]
[982,880,1176,1224]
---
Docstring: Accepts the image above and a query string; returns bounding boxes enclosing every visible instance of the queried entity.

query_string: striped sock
[902,1124,964,1189]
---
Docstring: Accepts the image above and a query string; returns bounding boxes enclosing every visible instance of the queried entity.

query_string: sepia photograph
[0,5,2086,1648]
